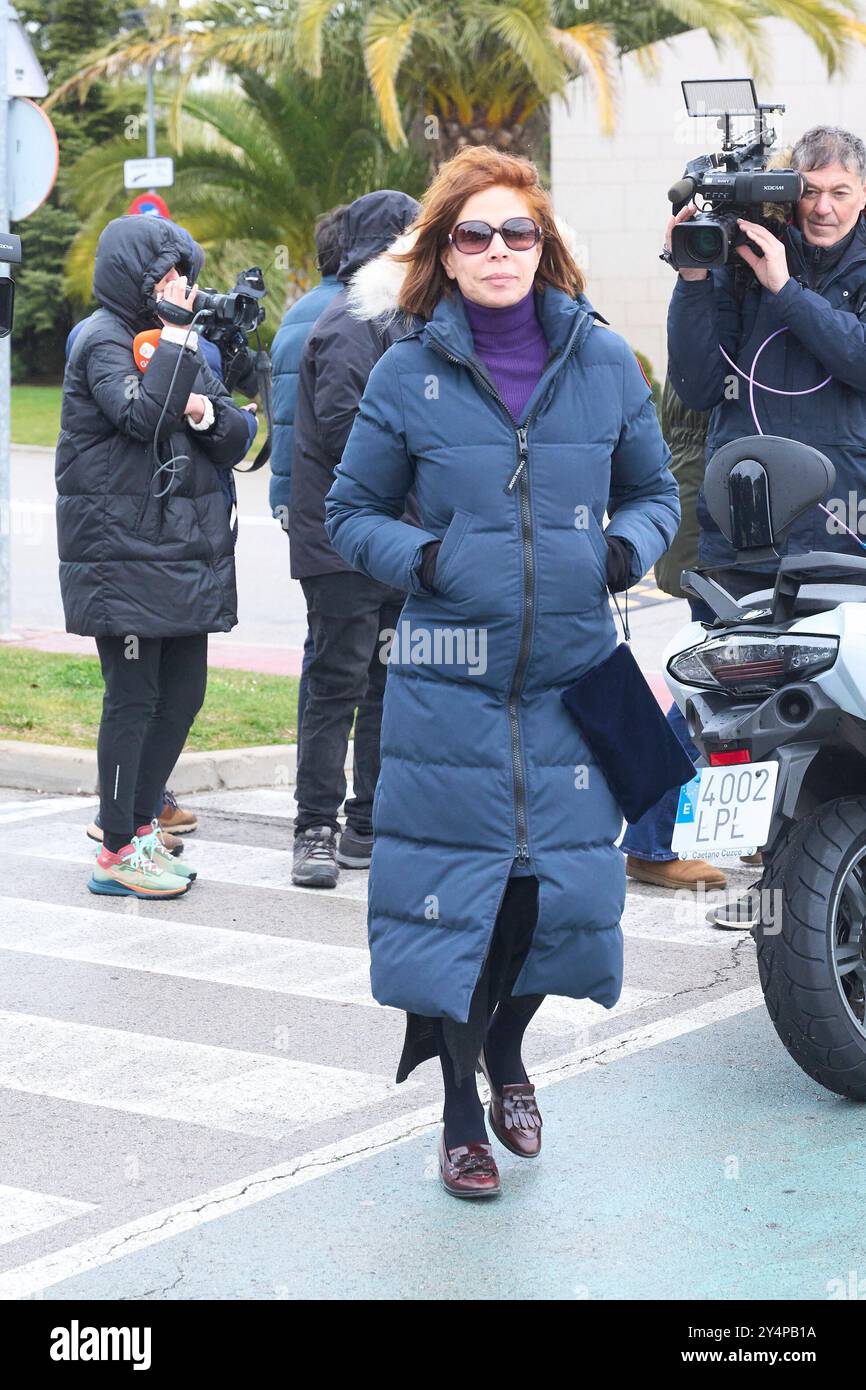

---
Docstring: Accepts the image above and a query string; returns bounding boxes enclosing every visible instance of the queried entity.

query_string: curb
[0,740,325,796]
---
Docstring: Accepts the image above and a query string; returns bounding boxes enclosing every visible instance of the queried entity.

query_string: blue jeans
[621,595,713,863]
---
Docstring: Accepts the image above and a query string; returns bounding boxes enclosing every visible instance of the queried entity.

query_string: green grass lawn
[0,647,298,749]
[12,385,62,447]
[12,384,267,459]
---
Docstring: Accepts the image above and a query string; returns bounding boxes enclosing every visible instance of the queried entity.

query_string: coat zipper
[429,321,586,870]
[509,423,532,868]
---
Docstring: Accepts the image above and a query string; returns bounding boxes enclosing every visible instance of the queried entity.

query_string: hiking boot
[336,825,373,869]
[626,855,726,890]
[292,827,339,888]
[159,789,198,835]
[134,820,197,881]
[87,815,184,855]
[88,837,191,899]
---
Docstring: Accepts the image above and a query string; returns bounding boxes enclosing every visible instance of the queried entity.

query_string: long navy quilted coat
[324,282,679,1021]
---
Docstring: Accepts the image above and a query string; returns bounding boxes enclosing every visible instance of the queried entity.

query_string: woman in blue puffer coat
[325,147,679,1199]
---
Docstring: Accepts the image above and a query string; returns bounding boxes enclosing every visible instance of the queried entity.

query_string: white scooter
[664,434,866,1099]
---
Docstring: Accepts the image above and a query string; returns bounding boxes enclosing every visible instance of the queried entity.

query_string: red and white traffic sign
[127,192,171,219]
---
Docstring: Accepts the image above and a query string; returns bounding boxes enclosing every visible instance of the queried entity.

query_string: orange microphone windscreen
[133,329,162,373]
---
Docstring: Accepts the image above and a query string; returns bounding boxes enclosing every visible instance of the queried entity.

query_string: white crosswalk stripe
[0,1010,416,1140]
[0,789,746,1285]
[0,897,373,1003]
[0,820,369,902]
[0,819,745,934]
[0,896,670,1027]
[0,797,98,826]
[0,1186,96,1247]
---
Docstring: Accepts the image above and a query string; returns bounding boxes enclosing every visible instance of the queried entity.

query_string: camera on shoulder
[663,78,801,271]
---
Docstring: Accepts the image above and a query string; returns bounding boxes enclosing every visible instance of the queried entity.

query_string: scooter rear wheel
[756,796,866,1100]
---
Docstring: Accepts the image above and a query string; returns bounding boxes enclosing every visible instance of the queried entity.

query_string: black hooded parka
[55,215,250,637]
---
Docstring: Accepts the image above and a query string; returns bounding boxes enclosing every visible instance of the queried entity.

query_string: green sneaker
[88,835,191,899]
[134,820,197,881]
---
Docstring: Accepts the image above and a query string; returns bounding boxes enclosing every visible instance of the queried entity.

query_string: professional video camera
[156,264,273,463]
[157,265,266,394]
[0,233,22,338]
[662,78,802,271]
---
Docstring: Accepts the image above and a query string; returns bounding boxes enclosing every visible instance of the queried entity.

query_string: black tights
[435,993,544,1148]
[96,634,208,852]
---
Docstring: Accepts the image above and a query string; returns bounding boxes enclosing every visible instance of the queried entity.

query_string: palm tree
[48,0,866,167]
[61,65,428,327]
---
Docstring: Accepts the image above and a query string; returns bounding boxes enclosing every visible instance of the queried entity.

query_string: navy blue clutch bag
[560,643,695,823]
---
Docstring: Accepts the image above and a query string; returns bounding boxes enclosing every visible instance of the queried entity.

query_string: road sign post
[0,0,13,638]
[0,1,54,639]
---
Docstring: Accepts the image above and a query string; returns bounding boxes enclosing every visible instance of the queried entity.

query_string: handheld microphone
[133,329,162,373]
[668,177,697,211]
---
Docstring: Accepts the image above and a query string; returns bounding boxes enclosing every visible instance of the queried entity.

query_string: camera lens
[689,226,723,263]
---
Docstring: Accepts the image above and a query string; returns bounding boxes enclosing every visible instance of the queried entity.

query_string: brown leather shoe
[159,790,198,836]
[740,851,764,867]
[626,855,726,889]
[438,1131,500,1198]
[479,1048,542,1158]
[86,820,184,855]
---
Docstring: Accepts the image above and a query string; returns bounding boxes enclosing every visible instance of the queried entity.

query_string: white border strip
[0,985,762,1300]
[0,797,98,825]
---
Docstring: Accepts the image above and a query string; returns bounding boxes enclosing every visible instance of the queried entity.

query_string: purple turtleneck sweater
[462,285,548,420]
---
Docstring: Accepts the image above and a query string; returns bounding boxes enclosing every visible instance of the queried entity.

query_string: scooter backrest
[703,435,835,553]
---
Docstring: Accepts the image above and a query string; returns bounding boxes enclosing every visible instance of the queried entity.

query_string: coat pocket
[585,511,610,589]
[431,508,472,594]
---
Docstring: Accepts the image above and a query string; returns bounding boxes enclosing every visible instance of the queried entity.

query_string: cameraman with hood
[56,214,252,899]
[642,125,866,920]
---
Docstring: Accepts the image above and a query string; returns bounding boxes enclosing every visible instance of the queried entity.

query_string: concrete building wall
[550,19,866,378]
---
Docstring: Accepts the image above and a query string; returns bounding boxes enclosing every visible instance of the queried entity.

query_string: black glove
[417,540,441,592]
[605,535,636,594]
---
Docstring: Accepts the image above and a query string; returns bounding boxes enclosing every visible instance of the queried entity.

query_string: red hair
[391,146,584,319]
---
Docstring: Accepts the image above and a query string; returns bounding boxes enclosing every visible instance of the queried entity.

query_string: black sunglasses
[448,217,541,255]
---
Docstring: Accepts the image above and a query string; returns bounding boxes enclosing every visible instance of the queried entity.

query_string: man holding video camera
[628,125,866,916]
[668,125,866,567]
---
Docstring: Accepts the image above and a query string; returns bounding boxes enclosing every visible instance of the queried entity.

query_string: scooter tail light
[708,749,752,766]
[667,633,838,695]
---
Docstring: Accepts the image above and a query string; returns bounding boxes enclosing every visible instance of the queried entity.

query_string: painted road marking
[0,896,372,1001]
[0,986,762,1300]
[0,1011,413,1141]
[0,822,744,932]
[532,986,664,1035]
[0,822,367,904]
[0,900,676,1025]
[0,1186,96,1248]
[0,797,98,826]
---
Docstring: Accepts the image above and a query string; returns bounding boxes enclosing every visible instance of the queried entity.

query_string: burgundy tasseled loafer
[438,1131,501,1198]
[479,1048,543,1158]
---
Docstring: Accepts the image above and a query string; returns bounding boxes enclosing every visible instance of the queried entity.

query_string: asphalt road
[0,785,860,1301]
